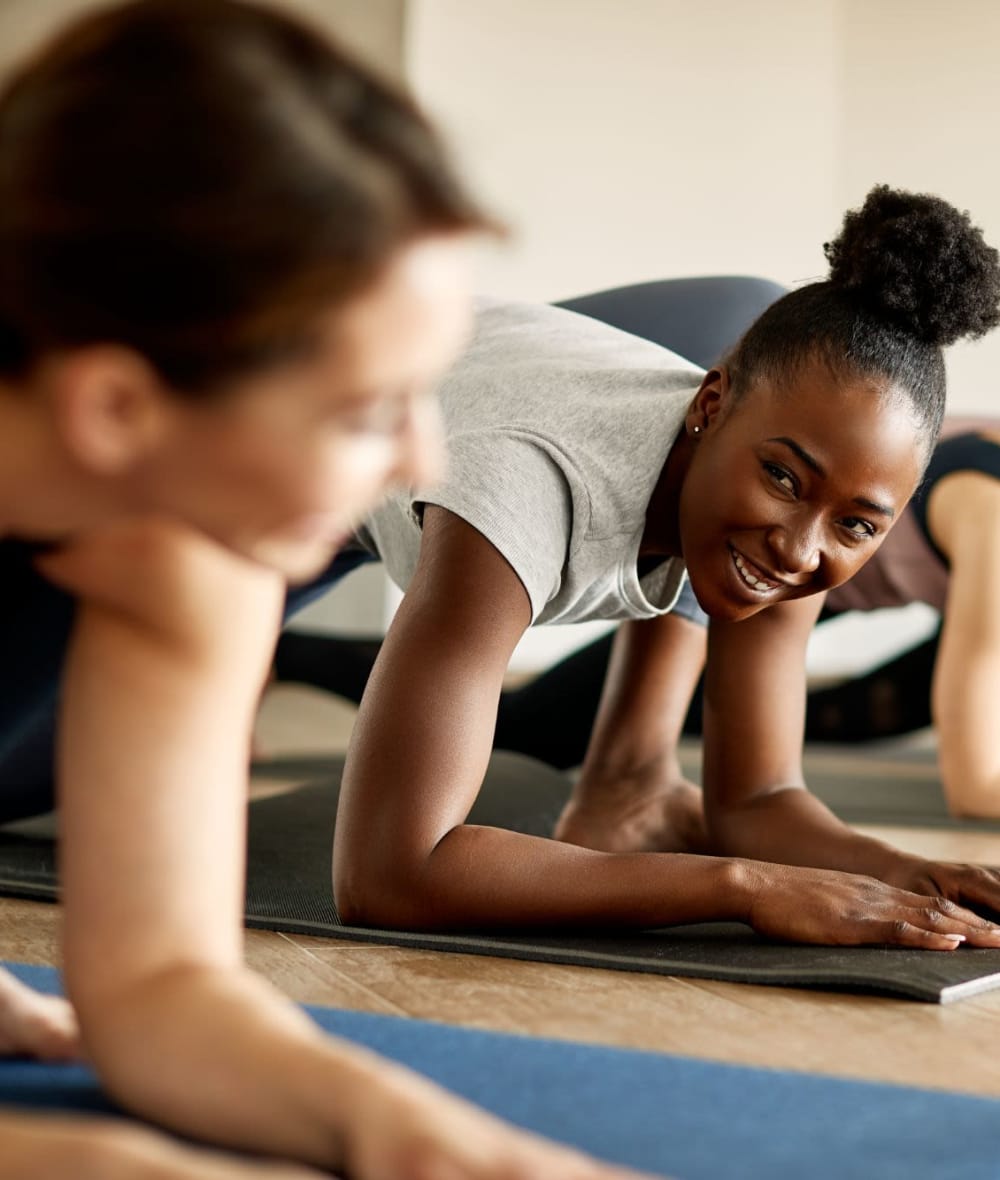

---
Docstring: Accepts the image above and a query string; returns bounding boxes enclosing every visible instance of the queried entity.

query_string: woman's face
[133,235,473,581]
[677,356,926,622]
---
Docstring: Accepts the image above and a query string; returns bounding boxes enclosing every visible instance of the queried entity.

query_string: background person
[0,3,643,1178]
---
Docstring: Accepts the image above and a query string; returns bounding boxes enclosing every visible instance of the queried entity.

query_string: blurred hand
[0,1113,326,1180]
[343,1057,659,1180]
[0,966,80,1061]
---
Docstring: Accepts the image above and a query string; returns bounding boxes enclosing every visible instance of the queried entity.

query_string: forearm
[935,683,1000,818]
[709,787,904,879]
[341,819,754,930]
[697,599,914,877]
[0,1113,108,1180]
[578,615,706,785]
[74,962,396,1169]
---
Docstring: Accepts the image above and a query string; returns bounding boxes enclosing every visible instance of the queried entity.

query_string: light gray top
[357,297,702,625]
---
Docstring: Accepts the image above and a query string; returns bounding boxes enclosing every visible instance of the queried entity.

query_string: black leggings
[274,622,942,771]
[801,630,938,743]
[0,545,372,825]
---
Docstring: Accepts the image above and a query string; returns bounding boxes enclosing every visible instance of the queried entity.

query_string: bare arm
[0,1111,323,1180]
[48,522,366,1161]
[41,519,637,1180]
[928,471,1000,816]
[580,612,707,782]
[702,591,1000,927]
[554,612,710,853]
[702,595,905,873]
[334,508,1000,948]
[335,506,750,930]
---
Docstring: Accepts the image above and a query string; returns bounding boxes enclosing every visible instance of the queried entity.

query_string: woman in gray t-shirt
[329,186,1000,949]
[467,419,1000,823]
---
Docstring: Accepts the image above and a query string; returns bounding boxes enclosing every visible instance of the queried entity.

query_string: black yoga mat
[4,750,1000,1003]
[254,740,1000,831]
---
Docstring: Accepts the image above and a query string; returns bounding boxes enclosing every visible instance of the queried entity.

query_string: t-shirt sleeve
[416,430,575,621]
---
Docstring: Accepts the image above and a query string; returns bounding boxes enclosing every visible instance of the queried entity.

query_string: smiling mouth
[730,547,784,594]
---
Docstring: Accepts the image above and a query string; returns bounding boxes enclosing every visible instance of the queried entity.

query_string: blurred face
[674,357,925,622]
[132,235,473,580]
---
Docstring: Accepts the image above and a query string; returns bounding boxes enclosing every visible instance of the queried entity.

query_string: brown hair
[0,0,493,391]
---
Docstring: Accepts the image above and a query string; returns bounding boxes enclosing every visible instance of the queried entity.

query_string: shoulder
[927,467,1000,566]
[466,296,702,376]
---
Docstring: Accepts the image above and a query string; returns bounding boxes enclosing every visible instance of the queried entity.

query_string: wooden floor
[3,684,1000,1100]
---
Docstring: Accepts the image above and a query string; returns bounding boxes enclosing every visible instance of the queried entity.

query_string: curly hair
[727,185,1000,460]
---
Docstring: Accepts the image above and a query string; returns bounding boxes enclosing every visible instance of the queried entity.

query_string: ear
[684,366,733,437]
[48,347,174,475]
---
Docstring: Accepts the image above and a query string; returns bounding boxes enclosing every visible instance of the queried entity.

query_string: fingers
[898,883,1000,947]
[15,994,83,1061]
[0,971,82,1061]
[872,895,1000,951]
[865,919,967,951]
[950,867,1000,923]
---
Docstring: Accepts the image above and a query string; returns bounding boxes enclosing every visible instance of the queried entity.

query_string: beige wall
[0,0,405,77]
[409,0,1000,413]
[408,0,842,302]
[840,0,1000,411]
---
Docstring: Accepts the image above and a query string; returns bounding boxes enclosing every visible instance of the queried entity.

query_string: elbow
[333,875,403,929]
[334,820,490,930]
[334,848,440,931]
[65,960,204,1093]
[943,782,1000,821]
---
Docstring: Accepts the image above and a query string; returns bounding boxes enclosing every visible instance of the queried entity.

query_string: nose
[394,394,446,489]
[765,516,822,580]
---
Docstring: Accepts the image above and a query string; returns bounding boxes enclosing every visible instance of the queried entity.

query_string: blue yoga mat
[3,962,1000,1179]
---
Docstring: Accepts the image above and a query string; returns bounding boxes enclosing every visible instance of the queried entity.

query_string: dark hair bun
[824,184,1000,347]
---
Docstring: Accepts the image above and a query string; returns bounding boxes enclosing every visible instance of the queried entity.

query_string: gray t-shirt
[357,297,703,625]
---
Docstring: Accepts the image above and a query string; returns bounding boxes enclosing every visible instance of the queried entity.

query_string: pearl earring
[692,424,702,435]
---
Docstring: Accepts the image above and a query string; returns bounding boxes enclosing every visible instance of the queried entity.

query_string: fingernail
[945,934,966,942]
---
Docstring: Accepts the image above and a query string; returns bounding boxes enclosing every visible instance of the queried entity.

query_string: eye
[337,397,408,437]
[763,461,797,494]
[840,517,877,539]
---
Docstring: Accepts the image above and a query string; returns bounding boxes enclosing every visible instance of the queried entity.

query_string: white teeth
[734,552,776,591]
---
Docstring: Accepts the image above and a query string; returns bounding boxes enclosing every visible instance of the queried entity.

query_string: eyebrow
[768,436,895,520]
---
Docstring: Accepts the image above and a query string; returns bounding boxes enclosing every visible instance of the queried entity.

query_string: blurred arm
[929,471,1000,817]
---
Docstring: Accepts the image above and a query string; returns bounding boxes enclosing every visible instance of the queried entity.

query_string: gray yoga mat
[3,750,1000,1003]
[680,740,1000,831]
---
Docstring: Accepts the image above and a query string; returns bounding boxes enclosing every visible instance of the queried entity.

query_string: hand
[554,766,711,854]
[0,966,80,1061]
[881,857,1000,929]
[746,862,1000,949]
[343,1056,656,1180]
[0,1112,326,1179]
